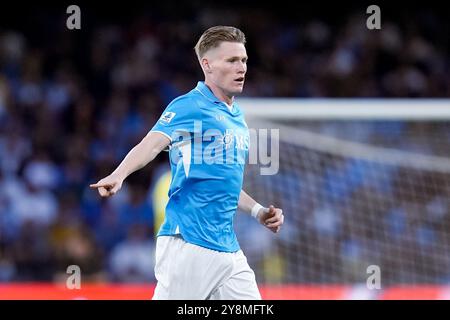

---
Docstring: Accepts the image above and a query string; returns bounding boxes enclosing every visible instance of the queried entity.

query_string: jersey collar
[195,81,222,104]
[195,81,237,114]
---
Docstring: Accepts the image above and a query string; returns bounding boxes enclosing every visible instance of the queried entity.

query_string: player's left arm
[238,190,284,233]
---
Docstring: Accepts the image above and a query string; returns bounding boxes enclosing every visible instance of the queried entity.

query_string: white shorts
[152,235,261,300]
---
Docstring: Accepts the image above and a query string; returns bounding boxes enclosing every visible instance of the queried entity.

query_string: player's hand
[258,205,284,233]
[90,174,123,197]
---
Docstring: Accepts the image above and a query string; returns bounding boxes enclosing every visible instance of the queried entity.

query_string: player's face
[204,42,248,96]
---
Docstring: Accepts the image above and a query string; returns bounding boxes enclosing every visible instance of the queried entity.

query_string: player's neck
[204,81,234,106]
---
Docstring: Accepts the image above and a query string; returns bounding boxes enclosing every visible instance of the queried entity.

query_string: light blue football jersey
[151,81,250,252]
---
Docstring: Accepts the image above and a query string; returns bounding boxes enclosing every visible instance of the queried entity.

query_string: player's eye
[227,57,247,64]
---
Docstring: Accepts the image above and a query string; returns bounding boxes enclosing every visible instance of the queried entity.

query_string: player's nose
[236,63,246,73]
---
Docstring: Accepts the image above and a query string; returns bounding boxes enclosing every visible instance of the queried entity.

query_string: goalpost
[235,98,450,299]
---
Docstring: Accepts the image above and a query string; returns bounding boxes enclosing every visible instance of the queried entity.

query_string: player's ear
[201,58,212,73]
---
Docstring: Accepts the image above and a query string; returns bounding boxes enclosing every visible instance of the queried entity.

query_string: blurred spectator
[51,221,107,283]
[9,220,55,281]
[108,224,155,283]
[10,167,59,228]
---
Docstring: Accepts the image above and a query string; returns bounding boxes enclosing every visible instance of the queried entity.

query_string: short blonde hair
[194,26,246,59]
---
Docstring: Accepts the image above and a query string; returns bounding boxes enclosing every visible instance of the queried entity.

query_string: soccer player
[90,26,284,300]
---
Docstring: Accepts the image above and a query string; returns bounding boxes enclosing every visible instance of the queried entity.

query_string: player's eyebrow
[226,56,248,62]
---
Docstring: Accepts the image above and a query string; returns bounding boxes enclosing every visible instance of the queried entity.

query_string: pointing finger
[90,182,112,189]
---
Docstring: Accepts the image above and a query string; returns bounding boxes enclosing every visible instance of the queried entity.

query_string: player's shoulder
[166,90,206,117]
[167,92,193,108]
[169,88,204,107]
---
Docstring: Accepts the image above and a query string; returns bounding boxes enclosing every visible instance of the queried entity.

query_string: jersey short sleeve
[150,96,198,144]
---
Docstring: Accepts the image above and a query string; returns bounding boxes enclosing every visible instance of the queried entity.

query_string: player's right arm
[90,131,170,197]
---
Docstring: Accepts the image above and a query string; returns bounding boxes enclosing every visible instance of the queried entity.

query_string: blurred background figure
[108,223,155,283]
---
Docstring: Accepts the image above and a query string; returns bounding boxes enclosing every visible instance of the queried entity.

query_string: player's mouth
[234,77,245,84]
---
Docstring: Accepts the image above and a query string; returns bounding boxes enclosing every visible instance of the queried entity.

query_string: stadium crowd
[0,3,449,284]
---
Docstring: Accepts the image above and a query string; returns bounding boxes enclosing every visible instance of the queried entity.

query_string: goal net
[235,98,450,299]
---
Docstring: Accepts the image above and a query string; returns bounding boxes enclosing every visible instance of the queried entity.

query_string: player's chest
[198,109,248,134]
